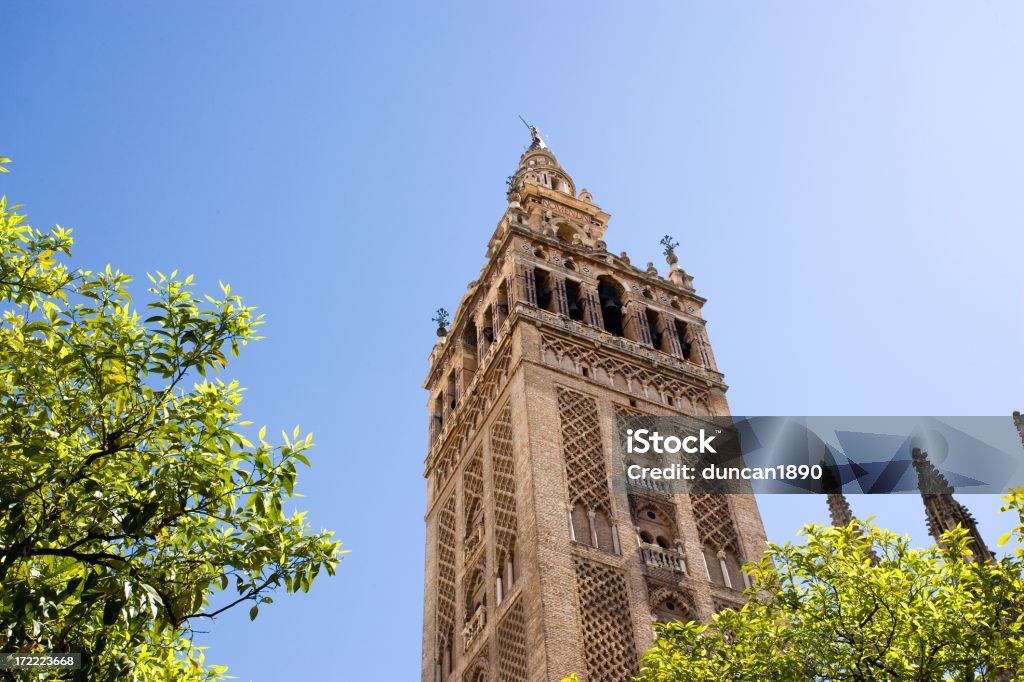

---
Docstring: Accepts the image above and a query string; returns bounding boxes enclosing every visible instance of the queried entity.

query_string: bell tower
[421,128,769,682]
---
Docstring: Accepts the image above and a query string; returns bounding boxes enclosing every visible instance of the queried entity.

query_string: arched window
[716,548,743,590]
[534,268,555,312]
[446,372,457,412]
[437,630,453,680]
[701,544,741,588]
[480,307,494,355]
[597,276,625,337]
[636,507,679,551]
[556,223,578,244]
[463,320,481,374]
[494,279,509,330]
[462,319,478,354]
[465,500,483,536]
[593,509,615,552]
[466,570,486,617]
[652,591,696,624]
[570,503,590,545]
[496,545,516,605]
[431,394,444,444]
[646,308,664,351]
[674,319,693,360]
[564,279,584,321]
[506,543,515,589]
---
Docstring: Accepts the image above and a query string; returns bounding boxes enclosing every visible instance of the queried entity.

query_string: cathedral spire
[820,461,854,528]
[911,448,993,562]
[821,460,878,563]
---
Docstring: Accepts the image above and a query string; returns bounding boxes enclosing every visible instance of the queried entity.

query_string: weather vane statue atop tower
[519,115,546,149]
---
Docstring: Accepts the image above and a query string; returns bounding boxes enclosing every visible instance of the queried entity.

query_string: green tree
[0,158,342,680]
[562,491,1024,682]
[635,493,1024,681]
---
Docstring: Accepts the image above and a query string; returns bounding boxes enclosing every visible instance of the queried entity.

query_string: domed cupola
[509,123,577,198]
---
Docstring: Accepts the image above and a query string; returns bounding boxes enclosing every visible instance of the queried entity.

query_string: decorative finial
[660,235,679,266]
[506,175,522,206]
[519,115,546,150]
[432,308,450,337]
[660,235,679,256]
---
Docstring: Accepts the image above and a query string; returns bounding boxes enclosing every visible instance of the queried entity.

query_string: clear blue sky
[4,2,1023,679]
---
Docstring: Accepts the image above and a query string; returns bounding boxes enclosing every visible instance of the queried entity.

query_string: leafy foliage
[561,493,1024,682]
[0,158,342,679]
[637,496,1024,681]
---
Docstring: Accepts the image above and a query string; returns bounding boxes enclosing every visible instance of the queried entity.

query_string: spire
[509,126,575,198]
[820,460,878,563]
[821,463,854,528]
[911,448,993,562]
[491,122,611,258]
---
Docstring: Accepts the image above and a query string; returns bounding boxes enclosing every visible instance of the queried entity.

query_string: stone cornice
[517,304,726,390]
[424,301,727,482]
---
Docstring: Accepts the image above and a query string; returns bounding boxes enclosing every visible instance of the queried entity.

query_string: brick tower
[421,128,769,682]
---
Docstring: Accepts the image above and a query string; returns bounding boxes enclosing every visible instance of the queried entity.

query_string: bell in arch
[599,285,621,312]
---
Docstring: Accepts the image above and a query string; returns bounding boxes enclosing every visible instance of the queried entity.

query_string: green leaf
[0,169,342,679]
[102,598,122,626]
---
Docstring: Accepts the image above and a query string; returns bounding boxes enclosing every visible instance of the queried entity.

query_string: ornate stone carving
[541,331,713,409]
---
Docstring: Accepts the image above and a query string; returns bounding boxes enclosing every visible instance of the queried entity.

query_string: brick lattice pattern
[464,449,484,536]
[491,406,518,553]
[691,492,739,553]
[573,557,639,681]
[437,495,457,653]
[557,387,611,514]
[496,597,528,682]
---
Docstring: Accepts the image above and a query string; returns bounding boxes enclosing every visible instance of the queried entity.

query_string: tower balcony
[463,522,485,563]
[639,542,687,574]
[628,476,671,495]
[462,604,486,652]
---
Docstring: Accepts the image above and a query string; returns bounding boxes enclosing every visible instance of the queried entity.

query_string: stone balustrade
[628,476,670,495]
[639,542,687,574]
[463,522,485,563]
[462,604,486,651]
